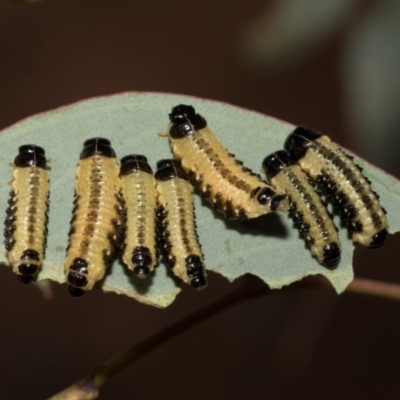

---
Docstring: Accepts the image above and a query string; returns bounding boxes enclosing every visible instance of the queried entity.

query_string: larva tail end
[191,275,208,290]
[16,274,34,284]
[368,229,388,249]
[133,265,151,279]
[131,247,153,278]
[68,286,86,297]
[270,194,290,213]
[322,242,341,269]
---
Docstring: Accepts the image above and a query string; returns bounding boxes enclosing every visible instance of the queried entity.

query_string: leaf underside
[0,92,399,307]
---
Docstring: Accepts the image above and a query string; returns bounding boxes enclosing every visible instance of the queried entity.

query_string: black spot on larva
[368,229,388,249]
[80,137,116,159]
[322,242,340,269]
[14,145,47,169]
[348,220,363,233]
[120,154,153,176]
[5,239,16,251]
[67,272,88,287]
[169,104,207,138]
[298,223,310,234]
[166,256,176,269]
[68,286,86,297]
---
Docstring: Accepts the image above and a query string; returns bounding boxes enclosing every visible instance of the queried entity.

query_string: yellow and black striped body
[5,145,50,284]
[120,155,158,278]
[285,127,388,248]
[155,159,207,289]
[263,151,340,268]
[166,105,289,220]
[65,138,124,297]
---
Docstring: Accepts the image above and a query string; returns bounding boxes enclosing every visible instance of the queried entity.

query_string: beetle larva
[284,127,388,248]
[163,104,289,220]
[120,154,158,278]
[65,138,124,297]
[5,145,50,284]
[263,150,340,269]
[155,159,207,289]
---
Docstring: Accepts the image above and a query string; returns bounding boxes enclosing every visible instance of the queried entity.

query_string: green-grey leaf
[0,93,399,307]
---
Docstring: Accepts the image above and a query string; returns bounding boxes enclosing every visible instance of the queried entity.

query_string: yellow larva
[120,154,158,278]
[5,145,50,284]
[263,150,340,269]
[284,127,389,248]
[65,138,124,297]
[163,105,289,220]
[155,159,207,289]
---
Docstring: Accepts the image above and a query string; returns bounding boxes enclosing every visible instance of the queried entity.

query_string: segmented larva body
[155,159,207,289]
[120,154,158,278]
[164,105,289,220]
[65,138,124,297]
[285,127,389,248]
[263,151,340,269]
[5,145,50,284]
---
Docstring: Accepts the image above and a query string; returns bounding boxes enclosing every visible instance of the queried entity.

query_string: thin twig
[347,277,400,301]
[48,276,400,399]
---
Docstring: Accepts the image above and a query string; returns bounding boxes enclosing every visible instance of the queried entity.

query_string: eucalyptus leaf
[0,93,399,307]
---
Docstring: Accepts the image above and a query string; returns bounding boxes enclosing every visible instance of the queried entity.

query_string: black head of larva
[168,104,207,139]
[284,127,322,162]
[322,242,340,269]
[80,137,116,159]
[154,159,187,181]
[262,150,294,180]
[120,154,153,176]
[14,145,47,169]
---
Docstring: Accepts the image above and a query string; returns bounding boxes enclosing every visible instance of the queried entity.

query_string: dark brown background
[1,1,399,399]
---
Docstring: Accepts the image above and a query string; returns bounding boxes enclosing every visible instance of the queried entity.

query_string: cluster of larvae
[163,105,389,270]
[3,105,389,295]
[4,140,207,296]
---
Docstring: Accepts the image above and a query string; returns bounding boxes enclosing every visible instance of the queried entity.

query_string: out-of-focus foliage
[238,0,357,67]
[239,0,400,171]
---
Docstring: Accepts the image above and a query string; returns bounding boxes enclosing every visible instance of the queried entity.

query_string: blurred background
[1,0,400,398]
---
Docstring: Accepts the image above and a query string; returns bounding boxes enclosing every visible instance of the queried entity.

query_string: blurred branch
[48,276,400,399]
